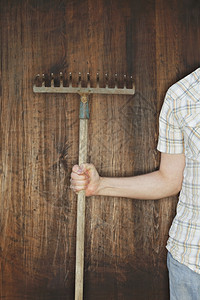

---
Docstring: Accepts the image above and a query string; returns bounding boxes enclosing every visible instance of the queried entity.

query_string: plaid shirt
[157,68,200,274]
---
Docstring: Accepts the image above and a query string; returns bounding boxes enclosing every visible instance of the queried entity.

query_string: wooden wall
[1,0,200,299]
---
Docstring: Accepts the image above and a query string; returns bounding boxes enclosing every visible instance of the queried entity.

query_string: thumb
[80,163,98,177]
[72,164,84,174]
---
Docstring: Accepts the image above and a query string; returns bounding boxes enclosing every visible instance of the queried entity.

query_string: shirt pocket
[183,114,200,161]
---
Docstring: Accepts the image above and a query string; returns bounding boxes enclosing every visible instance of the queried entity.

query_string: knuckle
[72,165,79,172]
[71,173,75,179]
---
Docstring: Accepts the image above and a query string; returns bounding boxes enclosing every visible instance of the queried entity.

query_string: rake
[33,72,135,300]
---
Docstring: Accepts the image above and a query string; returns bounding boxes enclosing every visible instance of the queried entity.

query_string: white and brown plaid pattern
[157,68,200,274]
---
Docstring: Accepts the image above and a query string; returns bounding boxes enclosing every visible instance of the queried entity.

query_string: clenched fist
[70,163,101,196]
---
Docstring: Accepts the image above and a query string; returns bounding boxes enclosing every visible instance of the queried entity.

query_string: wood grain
[1,0,200,299]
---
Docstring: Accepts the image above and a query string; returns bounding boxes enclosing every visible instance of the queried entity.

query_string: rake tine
[69,72,72,88]
[105,73,108,89]
[124,74,127,89]
[42,74,45,87]
[115,73,118,89]
[34,74,40,88]
[60,72,63,87]
[51,73,54,88]
[130,76,133,89]
[78,72,81,88]
[87,73,90,88]
[96,73,100,88]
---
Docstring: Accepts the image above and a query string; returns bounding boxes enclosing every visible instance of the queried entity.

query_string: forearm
[70,153,185,199]
[96,170,181,200]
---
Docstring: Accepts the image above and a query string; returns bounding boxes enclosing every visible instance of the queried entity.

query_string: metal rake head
[33,72,135,95]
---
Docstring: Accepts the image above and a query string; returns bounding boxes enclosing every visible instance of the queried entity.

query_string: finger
[80,163,93,172]
[79,164,97,177]
[72,164,84,174]
[71,178,89,187]
[71,172,88,180]
[70,184,87,192]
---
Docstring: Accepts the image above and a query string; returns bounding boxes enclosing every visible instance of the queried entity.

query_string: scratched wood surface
[1,0,200,299]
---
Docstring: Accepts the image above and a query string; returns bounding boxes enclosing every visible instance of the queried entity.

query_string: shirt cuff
[157,139,184,154]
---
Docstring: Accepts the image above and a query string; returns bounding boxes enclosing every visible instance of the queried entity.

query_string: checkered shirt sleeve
[157,90,184,154]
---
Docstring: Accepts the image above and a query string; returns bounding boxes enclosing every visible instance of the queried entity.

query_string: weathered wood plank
[1,0,200,299]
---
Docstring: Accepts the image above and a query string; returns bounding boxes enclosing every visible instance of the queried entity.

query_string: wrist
[96,176,105,196]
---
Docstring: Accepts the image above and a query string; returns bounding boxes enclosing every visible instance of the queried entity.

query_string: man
[70,68,200,299]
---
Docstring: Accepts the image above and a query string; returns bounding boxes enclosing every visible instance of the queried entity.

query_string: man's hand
[70,163,101,196]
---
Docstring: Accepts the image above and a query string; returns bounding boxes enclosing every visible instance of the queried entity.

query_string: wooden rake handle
[75,94,89,300]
